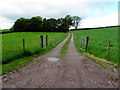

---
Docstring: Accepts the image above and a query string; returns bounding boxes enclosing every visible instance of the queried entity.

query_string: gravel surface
[2,33,118,88]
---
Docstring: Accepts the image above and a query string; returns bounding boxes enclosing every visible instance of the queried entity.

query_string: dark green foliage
[23,50,32,56]
[12,15,76,32]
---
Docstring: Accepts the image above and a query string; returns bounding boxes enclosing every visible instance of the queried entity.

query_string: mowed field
[74,27,118,65]
[2,32,67,64]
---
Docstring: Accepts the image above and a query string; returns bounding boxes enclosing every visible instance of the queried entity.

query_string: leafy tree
[73,16,82,29]
[41,18,47,32]
[12,15,77,32]
[28,16,43,32]
[13,17,28,32]
[60,15,73,32]
[65,15,73,27]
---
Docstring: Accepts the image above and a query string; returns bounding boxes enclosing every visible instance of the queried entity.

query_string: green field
[74,27,118,65]
[0,29,10,32]
[2,32,67,64]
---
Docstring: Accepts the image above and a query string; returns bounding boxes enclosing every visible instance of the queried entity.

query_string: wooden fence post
[46,35,48,47]
[40,35,44,48]
[23,39,25,53]
[81,38,82,48]
[84,38,86,50]
[82,38,84,49]
[86,36,89,51]
[79,37,81,48]
[82,38,84,50]
[107,41,110,57]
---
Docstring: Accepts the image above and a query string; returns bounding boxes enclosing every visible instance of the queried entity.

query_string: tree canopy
[73,16,82,29]
[12,15,81,32]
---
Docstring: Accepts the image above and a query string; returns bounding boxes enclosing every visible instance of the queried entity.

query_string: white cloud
[80,12,118,28]
[0,0,119,29]
[0,16,14,29]
[0,0,89,18]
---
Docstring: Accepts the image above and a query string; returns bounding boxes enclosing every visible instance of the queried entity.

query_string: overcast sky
[0,0,119,29]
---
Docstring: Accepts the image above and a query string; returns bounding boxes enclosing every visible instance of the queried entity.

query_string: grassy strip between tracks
[60,32,72,56]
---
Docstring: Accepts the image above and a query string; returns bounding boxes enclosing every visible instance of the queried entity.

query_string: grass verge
[60,32,72,56]
[73,27,118,64]
[1,34,67,75]
[73,33,118,75]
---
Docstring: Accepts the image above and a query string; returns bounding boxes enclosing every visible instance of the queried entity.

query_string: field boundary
[71,25,119,31]
[73,26,118,65]
[1,33,68,75]
[2,33,67,64]
[76,36,113,60]
[74,39,118,79]
[73,34,118,76]
[0,31,13,34]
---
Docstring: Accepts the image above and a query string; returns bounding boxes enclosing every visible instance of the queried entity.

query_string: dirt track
[2,33,118,88]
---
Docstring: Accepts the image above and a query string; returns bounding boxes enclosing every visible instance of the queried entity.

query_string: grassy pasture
[2,32,67,64]
[74,27,118,65]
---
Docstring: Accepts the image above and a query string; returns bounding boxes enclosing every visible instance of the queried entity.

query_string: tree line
[11,15,81,32]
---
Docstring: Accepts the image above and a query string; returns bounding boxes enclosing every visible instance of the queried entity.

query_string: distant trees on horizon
[11,15,82,32]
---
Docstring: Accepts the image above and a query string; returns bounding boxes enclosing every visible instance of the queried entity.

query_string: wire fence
[49,34,67,46]
[76,36,89,51]
[74,35,118,63]
[2,33,67,64]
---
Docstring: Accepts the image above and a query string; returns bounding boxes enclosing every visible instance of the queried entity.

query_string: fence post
[86,36,89,51]
[107,41,110,58]
[82,38,84,50]
[40,35,44,48]
[84,38,86,50]
[81,38,82,49]
[79,37,81,48]
[46,35,48,47]
[23,39,25,53]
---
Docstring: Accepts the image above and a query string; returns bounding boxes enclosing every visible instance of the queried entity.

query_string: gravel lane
[2,33,118,88]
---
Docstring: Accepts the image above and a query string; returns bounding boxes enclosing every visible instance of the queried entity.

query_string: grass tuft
[60,32,72,56]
